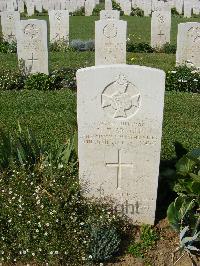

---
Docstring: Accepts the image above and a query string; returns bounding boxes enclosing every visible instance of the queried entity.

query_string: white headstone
[77,64,165,225]
[18,0,25,13]
[105,0,112,10]
[26,0,35,16]
[175,0,183,14]
[95,19,127,65]
[16,19,49,74]
[100,10,120,20]
[49,10,69,44]
[151,11,171,49]
[121,0,131,15]
[176,22,200,70]
[85,0,96,16]
[184,0,192,17]
[1,11,20,43]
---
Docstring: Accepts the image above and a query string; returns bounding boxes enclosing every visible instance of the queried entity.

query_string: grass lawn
[0,15,199,162]
[0,90,199,162]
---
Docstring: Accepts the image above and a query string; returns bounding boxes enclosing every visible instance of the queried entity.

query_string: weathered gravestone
[77,65,165,225]
[100,10,120,20]
[16,19,49,74]
[18,0,25,13]
[121,0,132,15]
[176,22,200,70]
[151,10,171,49]
[26,0,35,16]
[49,10,69,44]
[1,11,20,43]
[184,0,192,18]
[85,0,96,16]
[105,0,112,10]
[95,19,127,65]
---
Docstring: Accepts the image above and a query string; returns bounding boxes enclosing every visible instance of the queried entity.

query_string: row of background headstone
[1,8,199,72]
[0,0,200,17]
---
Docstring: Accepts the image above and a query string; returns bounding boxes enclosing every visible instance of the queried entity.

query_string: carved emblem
[55,11,62,22]
[103,23,118,38]
[101,74,141,119]
[24,24,40,39]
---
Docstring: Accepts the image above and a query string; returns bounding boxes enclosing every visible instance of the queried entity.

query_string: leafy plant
[71,7,85,16]
[131,8,144,17]
[92,4,104,16]
[128,224,159,258]
[127,41,154,53]
[24,73,54,91]
[87,225,121,262]
[166,66,200,93]
[70,39,95,52]
[0,70,24,90]
[112,0,122,11]
[167,148,200,265]
[0,41,17,53]
[49,39,69,52]
[162,43,177,54]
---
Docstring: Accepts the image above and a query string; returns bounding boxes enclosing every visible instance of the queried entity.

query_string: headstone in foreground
[77,65,165,225]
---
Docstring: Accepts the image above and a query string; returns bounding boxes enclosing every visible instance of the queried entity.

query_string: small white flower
[55,251,58,254]
[32,253,35,256]
[46,223,49,227]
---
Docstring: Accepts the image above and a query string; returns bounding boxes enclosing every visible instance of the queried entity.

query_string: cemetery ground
[0,15,200,266]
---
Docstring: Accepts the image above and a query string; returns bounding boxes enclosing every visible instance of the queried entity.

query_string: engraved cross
[8,32,15,39]
[28,53,38,65]
[106,150,134,189]
[158,30,164,38]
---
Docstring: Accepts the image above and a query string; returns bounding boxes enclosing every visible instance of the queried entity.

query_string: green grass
[0,51,175,72]
[0,90,199,161]
[13,15,199,43]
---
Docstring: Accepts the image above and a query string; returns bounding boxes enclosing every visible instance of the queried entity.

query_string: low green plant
[127,41,154,53]
[70,39,95,52]
[0,70,24,90]
[92,4,104,16]
[162,43,177,54]
[131,8,144,17]
[87,225,121,262]
[166,66,200,93]
[71,7,85,16]
[49,39,69,52]
[24,73,54,91]
[167,148,200,265]
[112,0,122,11]
[0,41,17,53]
[128,224,159,259]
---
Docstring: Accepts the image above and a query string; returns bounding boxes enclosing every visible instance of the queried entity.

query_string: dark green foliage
[127,42,154,53]
[167,148,200,255]
[112,0,122,11]
[24,73,55,91]
[70,39,95,51]
[162,43,177,54]
[0,68,77,91]
[92,4,104,16]
[49,40,69,52]
[0,125,126,265]
[51,67,77,90]
[71,7,85,16]
[0,41,17,54]
[128,225,159,258]
[88,226,121,262]
[166,66,200,93]
[0,70,24,90]
[130,8,144,17]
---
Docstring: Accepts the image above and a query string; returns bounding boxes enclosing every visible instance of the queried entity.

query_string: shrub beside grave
[166,66,200,93]
[0,126,128,265]
[167,148,200,264]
